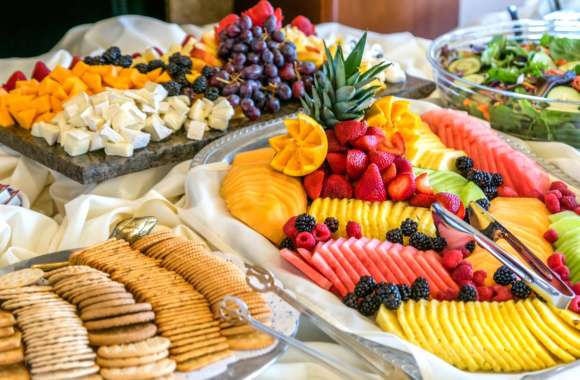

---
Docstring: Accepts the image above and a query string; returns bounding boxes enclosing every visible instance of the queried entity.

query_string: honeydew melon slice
[549,211,577,224]
[551,217,580,238]
[459,181,487,206]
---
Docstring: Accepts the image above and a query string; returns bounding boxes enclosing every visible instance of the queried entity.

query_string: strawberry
[243,0,283,29]
[553,265,570,281]
[409,193,436,208]
[550,181,568,193]
[561,195,578,211]
[547,189,562,200]
[435,192,462,215]
[69,56,82,69]
[543,229,558,243]
[576,207,580,215]
[381,163,397,184]
[322,175,353,199]
[442,249,463,270]
[153,46,164,56]
[351,135,380,153]
[326,153,346,174]
[3,71,26,91]
[31,61,51,82]
[335,120,367,145]
[498,186,518,197]
[415,172,433,195]
[472,270,487,287]
[368,151,395,172]
[366,127,385,139]
[456,202,466,220]
[132,52,142,59]
[544,192,561,213]
[477,286,494,301]
[216,14,241,37]
[346,150,368,180]
[569,295,580,313]
[283,216,298,238]
[354,163,387,202]
[378,132,405,156]
[393,156,412,174]
[326,130,346,153]
[387,173,416,201]
[303,170,325,200]
[547,253,566,269]
[572,282,580,295]
[346,221,362,238]
[290,15,315,36]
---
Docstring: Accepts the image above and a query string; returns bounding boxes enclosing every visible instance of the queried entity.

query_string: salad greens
[540,34,580,62]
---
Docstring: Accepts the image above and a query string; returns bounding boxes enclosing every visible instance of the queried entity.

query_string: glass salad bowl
[428,20,580,148]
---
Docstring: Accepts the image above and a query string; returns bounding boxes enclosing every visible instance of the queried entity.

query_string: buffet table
[1,16,579,380]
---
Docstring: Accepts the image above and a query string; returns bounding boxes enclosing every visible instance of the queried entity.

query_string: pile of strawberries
[543,181,579,215]
[303,120,434,204]
[546,252,580,312]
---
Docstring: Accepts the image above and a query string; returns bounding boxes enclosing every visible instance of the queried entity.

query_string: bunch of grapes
[199,14,317,120]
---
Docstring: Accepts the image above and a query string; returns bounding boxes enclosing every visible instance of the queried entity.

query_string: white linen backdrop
[0,16,578,380]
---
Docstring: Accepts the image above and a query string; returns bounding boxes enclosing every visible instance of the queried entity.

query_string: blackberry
[192,76,208,94]
[475,198,490,211]
[385,228,404,244]
[202,65,218,78]
[400,218,418,236]
[169,53,192,70]
[205,86,220,101]
[161,81,181,96]
[494,265,517,286]
[511,280,532,299]
[354,276,376,298]
[469,170,492,188]
[431,236,447,252]
[465,241,476,253]
[324,217,339,233]
[491,173,503,187]
[83,56,100,65]
[409,232,432,251]
[397,284,411,302]
[376,283,402,310]
[117,55,133,68]
[167,63,186,79]
[455,156,473,174]
[458,285,478,301]
[411,277,430,300]
[279,237,295,250]
[134,63,149,74]
[102,46,121,64]
[483,186,498,200]
[294,214,316,232]
[147,59,165,72]
[357,294,381,316]
[342,293,359,309]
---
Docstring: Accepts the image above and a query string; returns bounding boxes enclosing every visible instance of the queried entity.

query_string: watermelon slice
[338,238,370,277]
[297,248,313,264]
[280,249,332,290]
[376,242,410,284]
[363,239,399,283]
[398,247,442,297]
[350,238,385,282]
[311,251,348,296]
[422,250,460,293]
[388,248,418,284]
[327,239,360,284]
[316,242,355,293]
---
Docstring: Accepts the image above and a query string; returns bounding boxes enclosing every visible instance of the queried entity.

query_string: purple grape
[240,15,253,30]
[267,40,280,50]
[276,83,292,100]
[279,63,296,81]
[247,79,260,92]
[247,52,260,64]
[222,38,235,50]
[233,63,245,72]
[266,76,281,87]
[224,63,236,74]
[292,80,305,98]
[209,76,224,88]
[253,90,266,108]
[219,30,228,41]
[299,61,316,75]
[239,82,254,98]
[244,105,261,120]
[303,76,314,91]
[233,43,248,53]
[281,43,297,61]
[264,63,278,78]
[222,83,239,96]
[266,95,280,113]
[217,70,230,81]
[273,50,285,67]
[264,15,277,33]
[218,45,230,58]
[251,40,267,53]
[240,30,253,43]
[227,94,241,107]
[271,30,285,43]
[232,53,246,66]
[241,64,263,80]
[252,26,263,38]
[226,24,240,37]
[240,97,255,112]
[261,49,274,64]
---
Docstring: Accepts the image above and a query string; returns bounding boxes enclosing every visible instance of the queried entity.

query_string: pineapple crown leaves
[301,32,391,128]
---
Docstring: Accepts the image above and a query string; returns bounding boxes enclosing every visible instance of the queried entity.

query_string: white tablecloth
[0,16,579,380]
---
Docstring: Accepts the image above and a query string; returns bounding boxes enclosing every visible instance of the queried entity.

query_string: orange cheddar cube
[71,61,90,77]
[119,68,134,77]
[146,67,163,81]
[32,95,51,114]
[14,108,36,129]
[52,86,68,101]
[50,65,74,84]
[38,77,61,95]
[0,108,14,127]
[81,72,102,92]
[62,77,86,93]
[7,95,34,113]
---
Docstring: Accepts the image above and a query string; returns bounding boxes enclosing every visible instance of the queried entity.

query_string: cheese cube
[140,103,158,114]
[31,122,43,138]
[62,129,91,156]
[104,142,134,157]
[177,95,191,106]
[80,108,103,131]
[144,82,168,104]
[163,111,186,131]
[120,128,150,150]
[168,96,190,115]
[112,109,138,130]
[208,115,230,131]
[144,115,173,141]
[89,133,105,151]
[100,123,124,143]
[189,98,213,121]
[158,102,170,114]
[186,120,206,140]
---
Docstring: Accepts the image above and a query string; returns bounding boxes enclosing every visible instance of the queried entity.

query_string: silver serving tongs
[431,202,575,309]
[240,263,421,380]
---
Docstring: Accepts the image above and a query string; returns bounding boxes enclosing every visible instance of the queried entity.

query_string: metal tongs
[218,264,420,380]
[431,202,575,309]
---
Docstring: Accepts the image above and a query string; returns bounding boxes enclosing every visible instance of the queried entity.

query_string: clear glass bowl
[428,20,580,148]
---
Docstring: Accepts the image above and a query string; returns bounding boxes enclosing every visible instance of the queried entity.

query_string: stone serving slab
[0,75,434,184]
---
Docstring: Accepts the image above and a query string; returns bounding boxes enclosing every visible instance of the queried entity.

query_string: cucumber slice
[531,51,556,70]
[448,57,481,76]
[463,74,485,85]
[547,86,580,113]
[558,60,580,72]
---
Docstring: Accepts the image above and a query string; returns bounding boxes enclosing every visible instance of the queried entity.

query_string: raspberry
[472,270,487,287]
[544,192,561,213]
[295,231,316,250]
[572,283,580,295]
[568,295,580,313]
[553,265,570,281]
[547,189,562,200]
[547,253,566,269]
[561,196,578,211]
[442,249,463,270]
[346,221,362,239]
[493,285,513,301]
[283,216,298,238]
[458,279,475,287]
[550,181,568,193]
[451,262,473,283]
[543,229,559,243]
[312,223,331,242]
[477,286,494,301]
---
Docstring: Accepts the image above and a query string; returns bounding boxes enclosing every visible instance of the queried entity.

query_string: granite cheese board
[0,75,434,184]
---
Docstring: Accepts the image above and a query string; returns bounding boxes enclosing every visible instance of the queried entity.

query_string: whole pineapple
[301,32,389,127]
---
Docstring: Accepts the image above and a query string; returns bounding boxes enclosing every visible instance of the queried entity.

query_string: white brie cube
[177,95,191,106]
[80,108,103,131]
[68,114,85,128]
[208,115,230,131]
[145,82,168,104]
[89,133,105,151]
[52,112,65,124]
[100,123,124,143]
[121,128,150,150]
[158,102,170,114]
[163,111,186,131]
[31,122,43,138]
[112,109,138,130]
[63,103,79,119]
[189,98,213,121]
[186,120,206,140]
[129,106,147,122]
[140,103,158,114]
[212,98,234,119]
[62,129,91,156]
[90,92,109,107]
[168,96,189,115]
[104,142,134,157]
[144,115,173,141]
[41,123,60,146]
[93,100,110,118]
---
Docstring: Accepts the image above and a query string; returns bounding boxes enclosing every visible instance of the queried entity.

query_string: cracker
[0,363,29,380]
[0,269,44,290]
[81,298,136,313]
[98,336,171,359]
[84,311,155,331]
[88,323,157,346]
[31,360,97,375]
[163,326,220,341]
[79,293,134,310]
[175,350,232,372]
[171,342,229,363]
[169,337,227,355]
[0,347,24,365]
[158,321,218,337]
[131,232,175,252]
[31,364,99,380]
[169,332,221,349]
[25,346,94,361]
[226,331,275,350]
[0,331,21,351]
[72,287,128,305]
[28,352,97,367]
[0,311,16,327]
[0,286,51,299]
[81,303,152,321]
[0,326,16,338]
[99,358,175,380]
[97,350,168,368]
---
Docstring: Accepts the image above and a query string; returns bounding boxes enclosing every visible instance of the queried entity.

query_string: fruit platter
[0,221,300,380]
[185,31,580,379]
[429,20,580,147]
